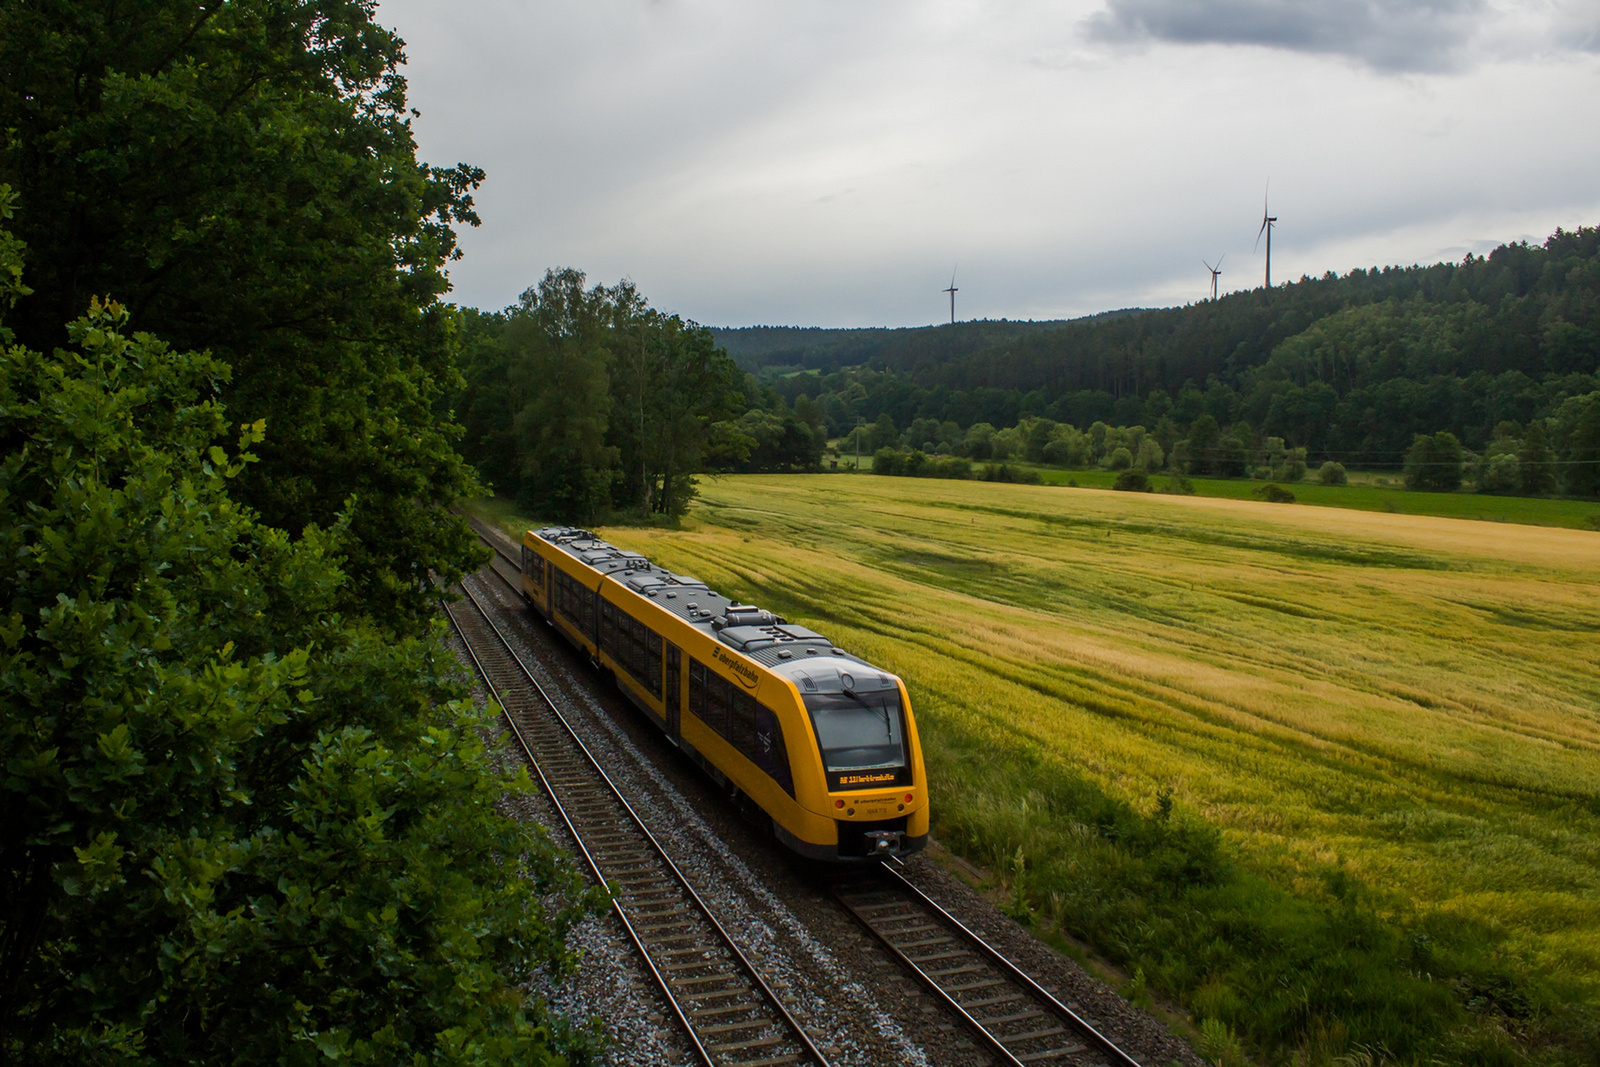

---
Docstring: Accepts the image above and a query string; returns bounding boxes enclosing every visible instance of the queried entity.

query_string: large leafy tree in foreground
[0,277,597,1060]
[0,0,483,631]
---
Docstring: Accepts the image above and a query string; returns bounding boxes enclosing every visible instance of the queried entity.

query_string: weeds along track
[446,577,834,1067]
[831,863,1140,1067]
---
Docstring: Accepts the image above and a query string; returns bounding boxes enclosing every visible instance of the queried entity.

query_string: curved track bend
[467,534,1145,1067]
[446,576,834,1067]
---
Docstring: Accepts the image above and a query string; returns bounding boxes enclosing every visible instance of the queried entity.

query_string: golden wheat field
[584,476,1600,993]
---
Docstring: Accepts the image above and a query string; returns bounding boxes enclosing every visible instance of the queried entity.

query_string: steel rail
[882,858,1142,1067]
[446,590,713,1066]
[447,576,833,1067]
[832,860,1143,1067]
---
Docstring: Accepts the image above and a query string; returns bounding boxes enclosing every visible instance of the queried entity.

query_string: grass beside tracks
[520,475,1600,1066]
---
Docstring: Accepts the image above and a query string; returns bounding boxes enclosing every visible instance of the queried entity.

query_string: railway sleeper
[905,949,971,965]
[672,973,750,989]
[945,977,1007,994]
[997,1025,1068,1043]
[889,934,952,949]
[706,1035,786,1053]
[730,1056,802,1067]
[924,962,987,979]
[976,1009,1051,1027]
[1016,1043,1086,1063]
[688,1001,763,1019]
[961,993,1029,1010]
[659,957,730,975]
[697,1019,772,1036]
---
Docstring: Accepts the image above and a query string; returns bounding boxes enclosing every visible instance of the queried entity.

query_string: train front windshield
[804,690,906,772]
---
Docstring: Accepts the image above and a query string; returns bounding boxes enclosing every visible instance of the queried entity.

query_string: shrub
[1255,483,1296,503]
[1318,461,1349,486]
[872,445,903,475]
[1113,469,1150,492]
[1107,446,1134,471]
[981,462,1042,484]
[1161,474,1196,495]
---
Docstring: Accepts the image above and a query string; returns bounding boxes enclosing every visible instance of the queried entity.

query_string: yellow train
[519,526,928,861]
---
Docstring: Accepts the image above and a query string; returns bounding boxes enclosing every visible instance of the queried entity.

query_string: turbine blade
[1217,253,1225,268]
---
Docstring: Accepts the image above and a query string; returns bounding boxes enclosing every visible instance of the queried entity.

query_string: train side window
[731,691,757,758]
[600,599,617,656]
[689,659,706,720]
[666,645,681,710]
[705,672,731,739]
[755,701,794,797]
[645,628,663,698]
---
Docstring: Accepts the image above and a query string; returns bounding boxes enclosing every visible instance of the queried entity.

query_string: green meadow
[830,452,1600,531]
[479,476,1600,1063]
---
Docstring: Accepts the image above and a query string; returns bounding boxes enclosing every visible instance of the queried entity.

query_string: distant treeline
[710,310,1144,374]
[747,228,1600,475]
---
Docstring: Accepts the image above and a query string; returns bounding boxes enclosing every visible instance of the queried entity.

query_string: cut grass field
[476,477,1600,1063]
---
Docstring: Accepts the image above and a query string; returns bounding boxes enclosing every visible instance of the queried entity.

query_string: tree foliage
[729,226,1600,488]
[455,270,750,523]
[0,0,485,633]
[0,296,596,1062]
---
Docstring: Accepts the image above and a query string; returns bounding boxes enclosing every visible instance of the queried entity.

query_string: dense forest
[457,230,1600,523]
[703,230,1600,496]
[0,4,595,1064]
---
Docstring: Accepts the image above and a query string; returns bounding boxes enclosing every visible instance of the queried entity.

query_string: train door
[542,559,553,620]
[665,644,682,739]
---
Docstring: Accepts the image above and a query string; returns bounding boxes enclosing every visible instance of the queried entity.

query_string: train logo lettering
[713,647,760,688]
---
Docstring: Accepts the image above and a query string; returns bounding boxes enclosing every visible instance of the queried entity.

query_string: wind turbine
[942,268,958,324]
[1255,184,1277,288]
[1203,254,1224,301]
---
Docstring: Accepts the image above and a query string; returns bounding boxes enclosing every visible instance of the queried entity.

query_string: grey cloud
[1084,0,1488,73]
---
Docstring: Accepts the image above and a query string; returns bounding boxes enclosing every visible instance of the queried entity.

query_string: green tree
[1404,432,1465,491]
[1186,414,1221,475]
[0,300,596,1062]
[870,411,899,451]
[608,302,744,517]
[508,270,621,523]
[1519,420,1556,494]
[1554,392,1600,496]
[0,0,485,634]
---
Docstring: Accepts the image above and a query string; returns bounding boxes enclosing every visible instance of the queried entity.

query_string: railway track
[464,532,1145,1067]
[832,864,1141,1067]
[446,575,834,1067]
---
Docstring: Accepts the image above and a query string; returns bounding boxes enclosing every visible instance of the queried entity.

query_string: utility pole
[855,416,864,470]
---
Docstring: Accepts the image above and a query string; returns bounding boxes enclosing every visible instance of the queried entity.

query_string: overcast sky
[376,0,1600,327]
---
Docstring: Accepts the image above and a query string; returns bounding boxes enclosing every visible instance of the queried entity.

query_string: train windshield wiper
[842,687,892,736]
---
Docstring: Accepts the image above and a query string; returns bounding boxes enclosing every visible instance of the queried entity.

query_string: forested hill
[710,310,1146,373]
[891,230,1600,397]
[753,226,1599,463]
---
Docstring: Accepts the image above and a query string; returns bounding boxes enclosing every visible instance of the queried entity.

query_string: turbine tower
[943,268,958,324]
[1255,184,1277,288]
[1203,254,1224,301]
